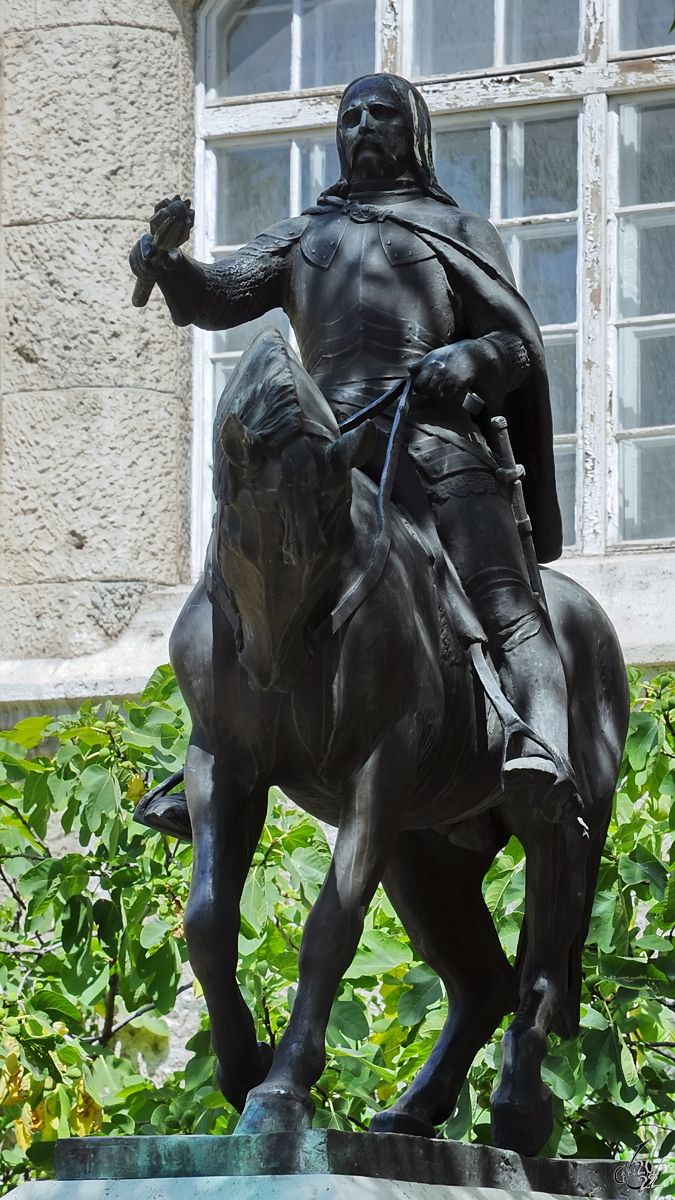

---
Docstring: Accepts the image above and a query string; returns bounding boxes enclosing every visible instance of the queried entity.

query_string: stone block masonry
[0,0,196,703]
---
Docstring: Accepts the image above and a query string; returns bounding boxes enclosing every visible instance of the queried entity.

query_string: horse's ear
[220,412,265,472]
[327,421,376,473]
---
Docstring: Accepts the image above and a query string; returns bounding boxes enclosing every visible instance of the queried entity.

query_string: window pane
[545,338,576,434]
[213,310,290,355]
[214,360,237,405]
[619,218,675,318]
[506,0,579,63]
[619,326,675,429]
[554,443,577,546]
[619,0,675,50]
[301,0,375,88]
[502,117,577,218]
[620,103,675,207]
[412,0,494,76]
[620,436,675,540]
[214,143,290,245]
[216,0,292,97]
[299,135,341,210]
[513,232,577,326]
[434,127,491,217]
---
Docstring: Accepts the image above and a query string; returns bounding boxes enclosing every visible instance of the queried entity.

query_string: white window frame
[191,0,675,580]
[606,86,675,549]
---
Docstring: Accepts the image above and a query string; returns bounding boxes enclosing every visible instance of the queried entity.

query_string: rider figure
[130,73,575,816]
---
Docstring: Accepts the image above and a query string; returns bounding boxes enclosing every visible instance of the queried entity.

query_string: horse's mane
[213,328,340,513]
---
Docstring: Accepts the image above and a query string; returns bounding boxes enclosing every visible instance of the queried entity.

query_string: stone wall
[0,0,197,712]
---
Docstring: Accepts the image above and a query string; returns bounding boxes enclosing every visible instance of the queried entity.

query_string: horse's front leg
[490,799,589,1156]
[183,733,271,1113]
[234,723,417,1135]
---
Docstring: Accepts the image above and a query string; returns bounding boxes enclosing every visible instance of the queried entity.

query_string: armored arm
[129,216,308,331]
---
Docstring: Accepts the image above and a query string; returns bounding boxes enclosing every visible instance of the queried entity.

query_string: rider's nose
[359,109,372,131]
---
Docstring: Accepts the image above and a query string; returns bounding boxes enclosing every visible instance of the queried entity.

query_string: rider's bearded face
[338,78,417,185]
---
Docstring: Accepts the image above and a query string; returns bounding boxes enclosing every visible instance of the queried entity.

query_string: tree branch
[0,799,50,855]
[82,981,193,1045]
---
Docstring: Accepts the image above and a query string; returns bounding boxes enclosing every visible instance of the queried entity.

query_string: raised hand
[129,195,195,308]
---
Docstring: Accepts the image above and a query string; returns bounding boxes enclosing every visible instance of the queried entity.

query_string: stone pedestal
[3,1131,647,1200]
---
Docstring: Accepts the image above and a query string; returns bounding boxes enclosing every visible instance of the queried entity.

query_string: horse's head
[213,329,375,693]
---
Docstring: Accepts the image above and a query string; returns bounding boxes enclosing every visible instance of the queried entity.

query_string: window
[193,0,675,578]
[409,0,580,77]
[434,111,580,545]
[613,98,675,541]
[207,132,340,409]
[618,0,675,52]
[206,0,377,98]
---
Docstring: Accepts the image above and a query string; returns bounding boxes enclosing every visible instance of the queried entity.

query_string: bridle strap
[309,378,412,648]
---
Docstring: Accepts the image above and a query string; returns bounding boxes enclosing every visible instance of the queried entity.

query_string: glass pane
[506,0,579,63]
[434,127,491,217]
[619,217,675,318]
[412,0,494,76]
[554,443,576,546]
[216,0,292,98]
[214,142,290,246]
[619,0,675,50]
[213,359,237,405]
[213,309,290,355]
[515,232,577,326]
[544,338,576,434]
[620,436,675,540]
[502,117,577,218]
[619,326,675,429]
[301,0,376,88]
[619,103,675,207]
[299,135,341,210]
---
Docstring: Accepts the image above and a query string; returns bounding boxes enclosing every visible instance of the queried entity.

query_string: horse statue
[151,327,628,1157]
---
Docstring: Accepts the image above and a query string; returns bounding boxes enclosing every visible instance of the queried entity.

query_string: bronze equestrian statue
[129,74,629,1158]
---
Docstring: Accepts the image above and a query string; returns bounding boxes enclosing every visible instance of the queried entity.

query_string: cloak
[303,193,564,565]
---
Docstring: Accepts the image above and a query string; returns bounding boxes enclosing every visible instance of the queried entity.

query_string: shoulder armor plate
[253,214,310,251]
[379,221,436,266]
[300,212,350,269]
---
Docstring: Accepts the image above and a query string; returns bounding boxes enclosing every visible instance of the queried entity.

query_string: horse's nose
[238,629,307,694]
[239,642,278,692]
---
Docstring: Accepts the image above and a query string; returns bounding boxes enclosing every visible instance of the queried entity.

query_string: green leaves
[0,666,674,1196]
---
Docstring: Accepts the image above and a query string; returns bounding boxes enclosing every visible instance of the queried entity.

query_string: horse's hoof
[233,1082,315,1136]
[370,1108,436,1138]
[490,1086,554,1157]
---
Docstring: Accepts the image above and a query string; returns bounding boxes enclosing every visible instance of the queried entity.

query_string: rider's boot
[495,620,583,824]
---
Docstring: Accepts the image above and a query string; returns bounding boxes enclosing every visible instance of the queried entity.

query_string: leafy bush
[0,667,673,1195]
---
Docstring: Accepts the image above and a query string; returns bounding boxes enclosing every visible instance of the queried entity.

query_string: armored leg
[435,485,573,814]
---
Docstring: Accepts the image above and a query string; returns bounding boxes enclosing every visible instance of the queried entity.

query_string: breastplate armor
[288,210,459,390]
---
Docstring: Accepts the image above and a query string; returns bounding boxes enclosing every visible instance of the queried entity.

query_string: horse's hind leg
[371,827,519,1137]
[490,800,589,1156]
[183,733,271,1113]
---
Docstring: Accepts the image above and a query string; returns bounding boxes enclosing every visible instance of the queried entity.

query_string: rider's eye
[370,104,396,119]
[342,108,360,127]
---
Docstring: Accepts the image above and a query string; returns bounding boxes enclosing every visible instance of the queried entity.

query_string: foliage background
[0,666,673,1195]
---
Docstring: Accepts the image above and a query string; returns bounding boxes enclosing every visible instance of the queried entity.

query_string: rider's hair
[315,73,458,208]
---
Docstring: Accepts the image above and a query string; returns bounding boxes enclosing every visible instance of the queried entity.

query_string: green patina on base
[53,1131,644,1200]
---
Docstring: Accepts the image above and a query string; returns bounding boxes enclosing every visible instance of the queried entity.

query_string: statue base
[5,1131,646,1200]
